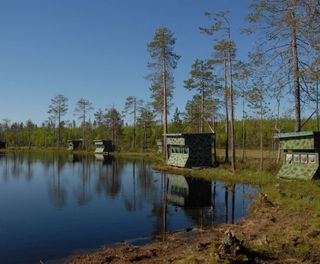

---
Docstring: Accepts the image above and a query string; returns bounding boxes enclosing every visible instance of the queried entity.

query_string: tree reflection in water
[0,152,255,231]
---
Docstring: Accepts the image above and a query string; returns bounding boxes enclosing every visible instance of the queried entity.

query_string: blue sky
[0,0,254,125]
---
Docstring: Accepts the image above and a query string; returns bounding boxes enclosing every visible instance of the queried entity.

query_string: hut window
[286,154,293,163]
[301,154,308,164]
[308,154,316,164]
[293,154,300,163]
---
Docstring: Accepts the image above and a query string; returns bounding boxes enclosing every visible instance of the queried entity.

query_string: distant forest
[1,114,319,151]
[1,1,319,172]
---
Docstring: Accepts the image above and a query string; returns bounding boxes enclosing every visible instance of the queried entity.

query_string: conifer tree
[184,59,217,133]
[201,11,237,172]
[123,96,143,149]
[48,94,68,147]
[147,27,180,159]
[246,0,319,131]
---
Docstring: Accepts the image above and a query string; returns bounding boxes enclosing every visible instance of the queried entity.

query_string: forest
[0,0,319,172]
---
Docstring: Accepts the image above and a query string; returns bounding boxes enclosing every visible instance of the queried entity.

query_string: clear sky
[0,0,254,125]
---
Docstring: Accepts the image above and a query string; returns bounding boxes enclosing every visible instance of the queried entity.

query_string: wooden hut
[94,140,114,154]
[165,133,215,168]
[275,131,320,180]
[0,141,6,149]
[67,139,83,151]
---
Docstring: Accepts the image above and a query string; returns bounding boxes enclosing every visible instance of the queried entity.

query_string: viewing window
[308,154,316,164]
[301,154,308,164]
[293,154,300,163]
[286,154,293,163]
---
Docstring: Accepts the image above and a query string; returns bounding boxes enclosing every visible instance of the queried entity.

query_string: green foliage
[171,107,183,133]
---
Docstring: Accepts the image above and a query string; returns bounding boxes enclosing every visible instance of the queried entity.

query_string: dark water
[0,152,257,264]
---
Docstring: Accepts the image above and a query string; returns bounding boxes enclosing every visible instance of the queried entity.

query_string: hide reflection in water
[165,174,253,230]
[95,154,114,165]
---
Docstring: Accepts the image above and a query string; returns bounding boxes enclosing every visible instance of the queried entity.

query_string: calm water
[0,152,257,264]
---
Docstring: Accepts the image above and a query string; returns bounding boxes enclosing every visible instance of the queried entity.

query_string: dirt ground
[67,194,320,264]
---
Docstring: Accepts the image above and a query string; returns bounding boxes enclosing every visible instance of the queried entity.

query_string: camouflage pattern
[280,138,314,150]
[277,163,319,180]
[167,153,189,167]
[167,137,185,145]
[156,139,163,153]
[165,133,214,168]
[276,131,320,180]
[276,131,320,150]
[94,140,114,153]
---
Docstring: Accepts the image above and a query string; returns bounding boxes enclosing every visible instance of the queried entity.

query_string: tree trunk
[228,31,236,172]
[143,121,147,150]
[162,50,168,161]
[133,98,136,149]
[242,98,246,162]
[58,106,61,148]
[83,110,86,151]
[201,85,204,133]
[291,8,301,132]
[224,51,229,163]
[275,96,281,163]
[260,111,263,171]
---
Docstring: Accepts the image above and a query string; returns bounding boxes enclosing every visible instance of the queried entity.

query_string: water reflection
[0,152,257,264]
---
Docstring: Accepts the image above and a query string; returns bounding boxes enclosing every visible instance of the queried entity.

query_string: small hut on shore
[67,139,83,151]
[164,133,215,168]
[0,141,6,149]
[94,140,114,154]
[275,131,320,180]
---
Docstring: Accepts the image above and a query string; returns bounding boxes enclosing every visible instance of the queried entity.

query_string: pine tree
[147,27,180,159]
[246,0,319,131]
[48,94,68,147]
[105,107,123,147]
[137,103,155,149]
[123,96,143,149]
[74,98,93,150]
[171,107,183,133]
[201,11,237,172]
[184,59,218,133]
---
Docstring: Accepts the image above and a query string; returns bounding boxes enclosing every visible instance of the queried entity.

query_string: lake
[0,152,257,264]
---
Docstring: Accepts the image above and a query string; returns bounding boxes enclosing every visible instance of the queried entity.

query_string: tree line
[0,0,319,172]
